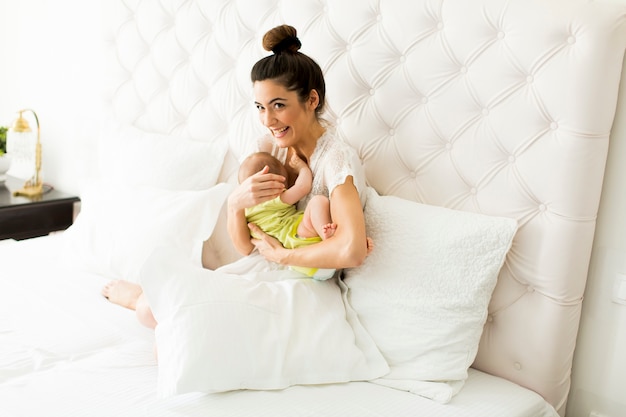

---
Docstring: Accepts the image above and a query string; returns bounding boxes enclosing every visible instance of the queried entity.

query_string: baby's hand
[288,153,307,170]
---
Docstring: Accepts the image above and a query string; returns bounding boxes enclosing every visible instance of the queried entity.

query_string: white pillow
[140,246,390,397]
[98,122,227,190]
[63,181,233,281]
[343,187,518,403]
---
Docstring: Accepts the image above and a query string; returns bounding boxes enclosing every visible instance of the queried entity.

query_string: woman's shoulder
[315,129,358,157]
[313,129,367,205]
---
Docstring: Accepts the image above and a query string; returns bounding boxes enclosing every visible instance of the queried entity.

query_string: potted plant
[0,126,11,182]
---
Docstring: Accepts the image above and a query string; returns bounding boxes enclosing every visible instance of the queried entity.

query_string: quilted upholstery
[103,0,626,413]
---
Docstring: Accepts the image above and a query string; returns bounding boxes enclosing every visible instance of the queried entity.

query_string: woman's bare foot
[101,280,143,310]
[321,223,337,240]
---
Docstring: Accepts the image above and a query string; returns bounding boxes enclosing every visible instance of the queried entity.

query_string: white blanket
[0,233,558,417]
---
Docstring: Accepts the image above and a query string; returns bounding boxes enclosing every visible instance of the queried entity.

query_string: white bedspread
[0,235,558,417]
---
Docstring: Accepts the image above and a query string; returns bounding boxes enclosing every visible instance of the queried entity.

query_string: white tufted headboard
[103,0,626,413]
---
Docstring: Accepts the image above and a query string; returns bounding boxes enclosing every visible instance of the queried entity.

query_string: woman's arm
[227,165,286,256]
[249,176,367,269]
[228,205,255,256]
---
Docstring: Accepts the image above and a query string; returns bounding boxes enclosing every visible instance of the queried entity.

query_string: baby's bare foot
[322,223,337,240]
[101,280,143,311]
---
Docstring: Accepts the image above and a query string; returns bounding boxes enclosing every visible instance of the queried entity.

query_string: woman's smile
[272,126,290,138]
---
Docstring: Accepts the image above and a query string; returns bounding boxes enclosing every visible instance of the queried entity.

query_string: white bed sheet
[0,235,558,417]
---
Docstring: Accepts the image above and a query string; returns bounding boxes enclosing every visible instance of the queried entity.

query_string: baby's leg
[298,195,336,240]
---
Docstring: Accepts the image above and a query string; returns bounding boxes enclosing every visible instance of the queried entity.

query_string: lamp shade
[7,111,37,181]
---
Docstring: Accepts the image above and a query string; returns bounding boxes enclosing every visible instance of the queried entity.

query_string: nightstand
[0,176,80,240]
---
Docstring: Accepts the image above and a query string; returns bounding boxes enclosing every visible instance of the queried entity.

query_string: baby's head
[238,151,288,185]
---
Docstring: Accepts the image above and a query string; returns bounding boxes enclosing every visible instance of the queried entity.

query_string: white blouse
[255,129,367,211]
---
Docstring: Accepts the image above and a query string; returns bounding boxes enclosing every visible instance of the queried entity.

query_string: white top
[256,129,367,211]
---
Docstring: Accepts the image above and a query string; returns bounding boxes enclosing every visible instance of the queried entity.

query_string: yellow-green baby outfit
[245,196,321,277]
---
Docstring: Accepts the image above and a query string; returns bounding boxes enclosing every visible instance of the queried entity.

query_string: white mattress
[0,235,558,417]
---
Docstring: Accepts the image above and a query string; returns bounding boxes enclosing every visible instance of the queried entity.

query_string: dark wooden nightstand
[0,176,80,240]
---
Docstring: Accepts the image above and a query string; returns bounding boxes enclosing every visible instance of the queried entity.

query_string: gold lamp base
[14,181,43,198]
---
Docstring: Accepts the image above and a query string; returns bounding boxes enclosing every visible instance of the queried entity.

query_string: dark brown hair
[238,151,288,185]
[251,25,326,118]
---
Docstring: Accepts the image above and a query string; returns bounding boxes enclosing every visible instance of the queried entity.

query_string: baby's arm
[280,153,312,205]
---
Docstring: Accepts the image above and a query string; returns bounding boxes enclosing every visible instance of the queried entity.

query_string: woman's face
[253,79,319,149]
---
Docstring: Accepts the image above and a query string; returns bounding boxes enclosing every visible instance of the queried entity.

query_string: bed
[1,0,625,416]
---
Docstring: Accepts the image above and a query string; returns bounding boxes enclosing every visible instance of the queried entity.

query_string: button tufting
[410,171,417,178]
[346,44,352,51]
[508,155,515,163]
[445,142,452,150]
[567,36,576,45]
[550,122,558,130]
[539,204,546,211]
[400,55,406,63]
[389,129,395,136]
[497,31,505,40]
[436,22,444,30]
[377,14,382,22]
[460,66,468,74]
[487,315,494,323]
[421,97,428,104]
[514,362,522,371]
[369,89,375,96]
[527,286,535,293]
[482,108,489,116]
[470,187,477,195]
[526,75,534,83]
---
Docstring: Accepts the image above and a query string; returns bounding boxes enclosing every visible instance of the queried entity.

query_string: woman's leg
[135,292,157,329]
[101,280,156,329]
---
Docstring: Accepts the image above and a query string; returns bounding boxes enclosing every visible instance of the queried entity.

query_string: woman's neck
[292,121,326,162]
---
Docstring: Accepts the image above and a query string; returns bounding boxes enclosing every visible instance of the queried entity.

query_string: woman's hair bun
[262,24,302,54]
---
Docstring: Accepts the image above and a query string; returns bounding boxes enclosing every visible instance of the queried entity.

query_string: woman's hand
[366,236,375,255]
[228,165,286,212]
[227,165,286,257]
[248,223,288,264]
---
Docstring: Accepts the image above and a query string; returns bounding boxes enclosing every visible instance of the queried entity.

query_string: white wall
[1,1,625,416]
[0,0,104,195]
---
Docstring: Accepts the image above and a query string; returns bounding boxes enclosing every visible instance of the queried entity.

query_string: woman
[102,24,370,329]
[228,24,369,272]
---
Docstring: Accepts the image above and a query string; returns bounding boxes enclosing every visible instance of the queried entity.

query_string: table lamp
[7,109,43,197]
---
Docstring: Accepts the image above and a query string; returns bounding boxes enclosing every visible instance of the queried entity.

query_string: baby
[238,151,336,277]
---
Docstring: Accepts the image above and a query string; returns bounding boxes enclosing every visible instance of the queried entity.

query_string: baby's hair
[238,151,288,185]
